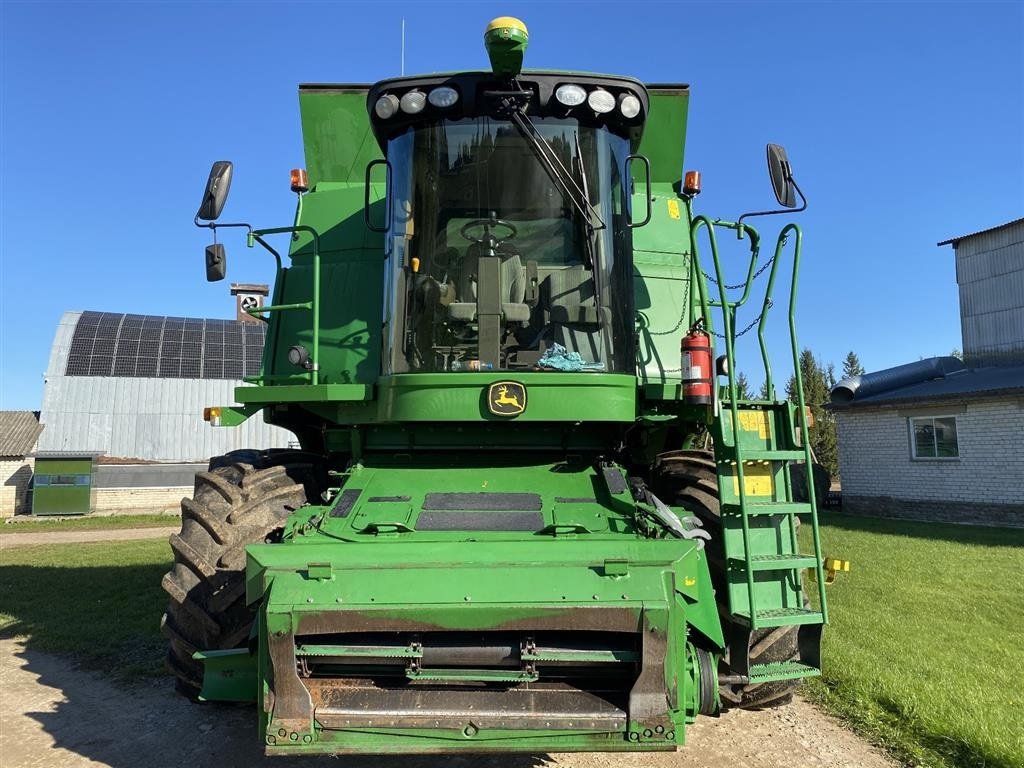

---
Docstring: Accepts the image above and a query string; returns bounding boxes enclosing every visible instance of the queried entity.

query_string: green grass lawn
[807,514,1024,768]
[2,514,180,533]
[1,517,1021,768]
[0,539,172,680]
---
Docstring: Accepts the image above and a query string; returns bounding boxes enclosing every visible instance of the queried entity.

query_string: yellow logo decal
[667,199,681,220]
[488,381,527,416]
[684,576,696,587]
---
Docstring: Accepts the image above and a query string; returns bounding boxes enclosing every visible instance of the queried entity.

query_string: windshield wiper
[490,89,605,234]
[572,129,597,271]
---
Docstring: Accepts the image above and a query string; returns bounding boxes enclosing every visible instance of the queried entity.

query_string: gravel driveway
[0,637,896,768]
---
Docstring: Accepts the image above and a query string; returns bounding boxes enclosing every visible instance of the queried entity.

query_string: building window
[909,416,959,459]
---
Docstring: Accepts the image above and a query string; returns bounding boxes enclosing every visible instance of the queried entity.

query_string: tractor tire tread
[161,449,318,694]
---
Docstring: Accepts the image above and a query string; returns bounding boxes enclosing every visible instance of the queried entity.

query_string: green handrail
[247,225,322,386]
[780,224,828,621]
[691,215,758,625]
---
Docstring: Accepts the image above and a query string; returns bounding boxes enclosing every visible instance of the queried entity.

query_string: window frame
[908,414,960,461]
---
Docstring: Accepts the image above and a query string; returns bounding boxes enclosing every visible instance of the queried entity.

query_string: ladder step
[729,449,807,461]
[730,554,819,571]
[734,607,823,628]
[747,661,821,684]
[721,502,814,516]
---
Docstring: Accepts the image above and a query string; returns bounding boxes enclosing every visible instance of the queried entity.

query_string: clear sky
[1,1,1022,409]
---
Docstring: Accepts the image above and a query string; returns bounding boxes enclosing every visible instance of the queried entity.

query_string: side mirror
[205,244,226,281]
[767,144,797,208]
[197,161,233,221]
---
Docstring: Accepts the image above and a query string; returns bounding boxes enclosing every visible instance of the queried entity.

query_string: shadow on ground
[819,510,1024,547]
[9,639,552,768]
[0,558,550,768]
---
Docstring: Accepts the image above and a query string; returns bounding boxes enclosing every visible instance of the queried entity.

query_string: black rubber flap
[422,492,543,511]
[416,510,544,531]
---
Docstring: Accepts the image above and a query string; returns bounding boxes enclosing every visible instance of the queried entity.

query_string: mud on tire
[160,449,324,696]
[653,449,805,710]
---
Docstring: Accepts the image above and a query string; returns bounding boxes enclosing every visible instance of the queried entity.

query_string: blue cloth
[537,343,605,371]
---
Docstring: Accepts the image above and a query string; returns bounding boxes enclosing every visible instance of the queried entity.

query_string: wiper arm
[572,129,598,271]
[492,90,605,232]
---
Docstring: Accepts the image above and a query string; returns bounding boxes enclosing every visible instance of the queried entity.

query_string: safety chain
[702,252,777,290]
[648,280,691,337]
[708,298,774,340]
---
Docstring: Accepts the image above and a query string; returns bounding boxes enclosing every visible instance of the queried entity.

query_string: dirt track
[0,636,896,768]
[0,527,179,550]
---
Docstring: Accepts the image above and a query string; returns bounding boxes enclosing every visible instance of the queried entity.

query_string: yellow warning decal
[731,463,774,497]
[738,410,770,440]
[667,199,681,220]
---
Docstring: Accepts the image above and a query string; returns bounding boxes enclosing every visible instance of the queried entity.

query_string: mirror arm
[735,178,807,233]
[251,233,283,272]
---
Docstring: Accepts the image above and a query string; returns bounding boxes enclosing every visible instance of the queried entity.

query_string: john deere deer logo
[487,381,527,416]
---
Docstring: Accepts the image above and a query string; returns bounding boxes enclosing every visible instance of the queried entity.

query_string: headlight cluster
[556,83,642,119]
[375,86,459,119]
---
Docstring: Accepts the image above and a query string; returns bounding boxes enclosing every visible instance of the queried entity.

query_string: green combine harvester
[164,17,834,755]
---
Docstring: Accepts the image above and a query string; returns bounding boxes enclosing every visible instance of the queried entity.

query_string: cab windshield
[384,117,634,374]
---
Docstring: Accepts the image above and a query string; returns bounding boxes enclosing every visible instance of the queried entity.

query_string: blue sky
[1,1,1022,409]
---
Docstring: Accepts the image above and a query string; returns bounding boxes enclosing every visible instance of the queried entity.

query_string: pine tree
[758,379,771,400]
[735,371,752,399]
[786,348,839,478]
[842,351,865,380]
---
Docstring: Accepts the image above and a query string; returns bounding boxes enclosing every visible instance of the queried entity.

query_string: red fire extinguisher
[682,320,713,406]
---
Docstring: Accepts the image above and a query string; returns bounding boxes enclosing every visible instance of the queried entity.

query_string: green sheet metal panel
[298,85,383,187]
[32,455,95,516]
[638,85,689,184]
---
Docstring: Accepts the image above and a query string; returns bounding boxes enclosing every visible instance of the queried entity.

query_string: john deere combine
[164,17,831,755]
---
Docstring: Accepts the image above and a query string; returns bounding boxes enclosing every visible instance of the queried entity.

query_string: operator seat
[448,245,531,324]
[543,265,611,364]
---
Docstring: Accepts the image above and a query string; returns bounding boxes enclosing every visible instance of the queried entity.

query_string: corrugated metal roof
[937,217,1024,246]
[0,411,43,457]
[834,364,1024,408]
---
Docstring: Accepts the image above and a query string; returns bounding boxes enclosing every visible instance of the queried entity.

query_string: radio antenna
[401,18,406,75]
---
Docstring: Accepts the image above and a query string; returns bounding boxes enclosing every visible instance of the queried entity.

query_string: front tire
[653,449,805,710]
[160,450,322,696]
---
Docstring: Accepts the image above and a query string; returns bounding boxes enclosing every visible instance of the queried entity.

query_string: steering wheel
[460,216,517,250]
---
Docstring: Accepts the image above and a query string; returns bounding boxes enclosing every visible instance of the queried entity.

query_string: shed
[31,452,102,516]
[0,411,44,517]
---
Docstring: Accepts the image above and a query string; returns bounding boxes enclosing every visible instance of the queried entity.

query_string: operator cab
[368,72,649,374]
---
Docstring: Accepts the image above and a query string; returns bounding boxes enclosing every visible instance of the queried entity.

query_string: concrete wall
[94,486,188,515]
[2,461,204,518]
[1,458,35,518]
[836,397,1024,526]
[954,220,1024,367]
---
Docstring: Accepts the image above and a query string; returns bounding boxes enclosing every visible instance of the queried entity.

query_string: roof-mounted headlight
[428,86,459,108]
[619,94,641,119]
[374,94,399,119]
[587,88,615,114]
[400,90,426,114]
[555,84,587,107]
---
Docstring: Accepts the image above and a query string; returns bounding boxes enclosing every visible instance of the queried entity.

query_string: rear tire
[652,449,804,710]
[160,449,324,696]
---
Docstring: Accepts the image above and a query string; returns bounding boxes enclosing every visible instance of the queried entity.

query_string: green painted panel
[260,185,386,387]
[298,86,383,187]
[376,373,637,422]
[638,86,689,184]
[32,457,93,516]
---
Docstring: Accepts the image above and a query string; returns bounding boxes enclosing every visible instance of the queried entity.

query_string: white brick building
[831,219,1024,526]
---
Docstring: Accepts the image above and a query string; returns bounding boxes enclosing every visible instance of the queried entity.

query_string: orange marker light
[683,170,701,196]
[410,257,421,273]
[290,168,309,193]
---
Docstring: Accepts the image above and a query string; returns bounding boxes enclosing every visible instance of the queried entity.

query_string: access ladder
[690,214,828,686]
